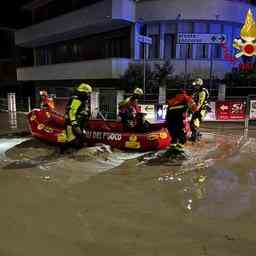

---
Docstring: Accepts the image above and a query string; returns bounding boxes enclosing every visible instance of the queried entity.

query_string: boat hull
[27,109,171,151]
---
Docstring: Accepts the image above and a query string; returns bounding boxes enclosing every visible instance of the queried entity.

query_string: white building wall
[17,58,131,81]
[112,0,135,22]
[16,0,135,47]
[136,0,255,24]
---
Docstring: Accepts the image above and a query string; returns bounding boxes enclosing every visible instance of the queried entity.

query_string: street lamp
[137,18,152,103]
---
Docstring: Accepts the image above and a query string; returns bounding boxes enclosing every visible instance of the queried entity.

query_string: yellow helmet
[76,83,92,93]
[192,78,203,86]
[133,88,143,96]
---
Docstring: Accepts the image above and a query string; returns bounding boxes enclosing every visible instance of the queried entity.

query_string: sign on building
[177,33,227,44]
[157,104,168,120]
[140,104,155,120]
[216,101,246,120]
[137,34,153,45]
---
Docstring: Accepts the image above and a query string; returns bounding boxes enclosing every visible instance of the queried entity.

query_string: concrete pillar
[158,85,167,104]
[8,93,16,112]
[90,89,100,118]
[116,90,125,118]
[218,83,226,101]
[133,23,141,60]
[159,23,165,59]
[8,112,17,129]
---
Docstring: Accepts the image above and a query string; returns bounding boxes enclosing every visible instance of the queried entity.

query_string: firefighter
[166,89,197,156]
[190,78,210,142]
[118,88,144,131]
[64,83,92,148]
[40,90,55,111]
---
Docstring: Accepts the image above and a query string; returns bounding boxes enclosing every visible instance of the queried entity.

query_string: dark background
[0,1,31,29]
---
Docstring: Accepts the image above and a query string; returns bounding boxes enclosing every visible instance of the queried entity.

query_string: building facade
[0,28,20,98]
[14,0,256,112]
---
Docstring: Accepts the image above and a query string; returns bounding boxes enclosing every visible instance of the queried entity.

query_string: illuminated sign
[178,33,226,44]
[139,104,155,120]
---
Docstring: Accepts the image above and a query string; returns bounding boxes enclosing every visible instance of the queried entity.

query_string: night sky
[0,1,32,29]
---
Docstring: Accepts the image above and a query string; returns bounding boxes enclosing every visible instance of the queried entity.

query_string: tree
[224,65,256,87]
[122,61,174,95]
[122,63,153,92]
[152,60,174,88]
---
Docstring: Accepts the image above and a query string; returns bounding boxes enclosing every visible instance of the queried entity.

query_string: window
[213,45,223,59]
[164,34,176,59]
[149,35,160,59]
[178,22,193,59]
[180,44,193,59]
[17,47,34,67]
[194,22,208,59]
[196,44,208,59]
[33,27,131,66]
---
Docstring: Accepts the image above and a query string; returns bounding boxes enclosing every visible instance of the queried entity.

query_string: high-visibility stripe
[69,99,81,123]
[169,105,186,110]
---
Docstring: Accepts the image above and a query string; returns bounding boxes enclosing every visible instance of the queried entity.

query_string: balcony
[16,58,131,81]
[15,0,135,47]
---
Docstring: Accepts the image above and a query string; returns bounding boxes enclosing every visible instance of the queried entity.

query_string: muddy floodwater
[0,126,256,256]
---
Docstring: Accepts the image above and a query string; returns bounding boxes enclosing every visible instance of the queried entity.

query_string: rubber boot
[165,144,185,158]
[190,130,197,142]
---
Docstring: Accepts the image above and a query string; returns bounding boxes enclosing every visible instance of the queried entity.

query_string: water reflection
[0,138,29,158]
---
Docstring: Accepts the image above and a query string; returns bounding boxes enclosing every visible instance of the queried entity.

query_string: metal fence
[0,97,33,113]
[99,89,117,120]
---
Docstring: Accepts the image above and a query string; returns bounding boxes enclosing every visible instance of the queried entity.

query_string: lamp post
[137,19,152,103]
[143,41,146,102]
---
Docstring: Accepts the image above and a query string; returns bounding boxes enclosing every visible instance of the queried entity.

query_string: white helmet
[192,78,203,86]
[133,88,144,96]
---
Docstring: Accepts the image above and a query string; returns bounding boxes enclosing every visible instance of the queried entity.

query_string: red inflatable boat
[27,109,171,151]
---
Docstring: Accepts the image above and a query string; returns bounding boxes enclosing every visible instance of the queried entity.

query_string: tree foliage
[122,61,174,93]
[152,60,174,87]
[225,65,256,87]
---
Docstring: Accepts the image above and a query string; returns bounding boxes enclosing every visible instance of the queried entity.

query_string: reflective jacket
[64,96,90,127]
[193,88,209,111]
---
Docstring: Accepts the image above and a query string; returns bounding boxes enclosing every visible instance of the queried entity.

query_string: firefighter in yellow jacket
[64,83,92,148]
[190,78,209,142]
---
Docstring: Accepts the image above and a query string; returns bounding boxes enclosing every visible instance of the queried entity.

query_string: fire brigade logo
[233,9,256,58]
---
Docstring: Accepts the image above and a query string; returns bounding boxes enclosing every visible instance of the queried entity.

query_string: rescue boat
[27,109,171,151]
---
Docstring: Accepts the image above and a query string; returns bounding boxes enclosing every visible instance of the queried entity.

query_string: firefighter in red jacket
[118,88,143,130]
[166,89,197,155]
[40,90,55,111]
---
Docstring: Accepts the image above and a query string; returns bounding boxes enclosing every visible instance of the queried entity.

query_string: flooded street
[0,123,256,255]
